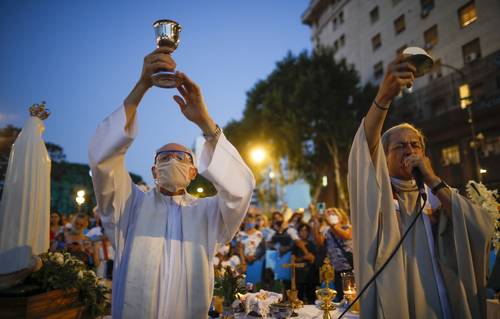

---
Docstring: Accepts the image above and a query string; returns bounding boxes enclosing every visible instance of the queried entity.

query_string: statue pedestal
[0,288,84,319]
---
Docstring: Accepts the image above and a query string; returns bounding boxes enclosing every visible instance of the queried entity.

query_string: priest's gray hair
[381,123,426,153]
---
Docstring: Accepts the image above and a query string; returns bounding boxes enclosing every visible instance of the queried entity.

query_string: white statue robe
[88,105,255,319]
[347,119,495,319]
[0,116,50,275]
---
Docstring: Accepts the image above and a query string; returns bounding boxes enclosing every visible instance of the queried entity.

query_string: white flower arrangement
[466,180,500,250]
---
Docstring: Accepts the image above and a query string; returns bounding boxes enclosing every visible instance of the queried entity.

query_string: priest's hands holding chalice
[374,54,417,106]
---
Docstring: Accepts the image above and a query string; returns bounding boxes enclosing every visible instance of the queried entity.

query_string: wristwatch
[203,124,222,141]
[431,180,449,195]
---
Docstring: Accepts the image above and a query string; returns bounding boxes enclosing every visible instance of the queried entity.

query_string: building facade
[303,0,500,191]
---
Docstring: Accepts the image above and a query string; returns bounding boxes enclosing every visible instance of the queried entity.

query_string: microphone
[412,167,427,200]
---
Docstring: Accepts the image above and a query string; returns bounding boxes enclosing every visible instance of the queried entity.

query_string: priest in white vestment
[348,55,495,319]
[88,47,255,318]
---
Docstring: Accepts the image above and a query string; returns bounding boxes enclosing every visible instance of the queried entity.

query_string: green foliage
[224,48,377,207]
[29,252,110,317]
[213,266,247,307]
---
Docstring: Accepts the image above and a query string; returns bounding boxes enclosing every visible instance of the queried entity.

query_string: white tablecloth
[234,305,359,318]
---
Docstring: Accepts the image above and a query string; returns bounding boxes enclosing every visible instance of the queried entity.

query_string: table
[233,305,360,318]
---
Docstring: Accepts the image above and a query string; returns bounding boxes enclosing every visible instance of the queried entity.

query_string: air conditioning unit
[465,52,478,63]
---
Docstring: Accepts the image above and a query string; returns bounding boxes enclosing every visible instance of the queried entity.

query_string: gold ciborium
[286,288,303,316]
[151,19,182,88]
[315,287,337,319]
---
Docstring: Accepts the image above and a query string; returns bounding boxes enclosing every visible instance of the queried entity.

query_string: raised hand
[173,72,217,135]
[139,47,176,88]
[375,55,417,105]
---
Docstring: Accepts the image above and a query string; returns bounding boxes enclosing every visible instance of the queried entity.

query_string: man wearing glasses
[88,47,255,318]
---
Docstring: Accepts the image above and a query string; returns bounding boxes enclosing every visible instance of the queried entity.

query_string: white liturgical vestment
[347,119,495,319]
[88,105,255,319]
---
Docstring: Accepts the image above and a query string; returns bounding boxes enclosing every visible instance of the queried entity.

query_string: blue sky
[0,0,311,184]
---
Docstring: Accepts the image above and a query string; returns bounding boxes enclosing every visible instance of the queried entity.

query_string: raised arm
[173,72,255,243]
[365,55,416,158]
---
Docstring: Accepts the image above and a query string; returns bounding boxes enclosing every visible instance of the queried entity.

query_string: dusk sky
[0,0,311,185]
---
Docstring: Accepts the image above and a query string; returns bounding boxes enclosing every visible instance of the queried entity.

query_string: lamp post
[441,63,482,182]
[75,189,86,213]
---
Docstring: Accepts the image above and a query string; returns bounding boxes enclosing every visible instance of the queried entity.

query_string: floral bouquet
[28,251,110,317]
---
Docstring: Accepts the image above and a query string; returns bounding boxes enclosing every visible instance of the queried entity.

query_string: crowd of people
[48,209,114,281]
[213,204,354,304]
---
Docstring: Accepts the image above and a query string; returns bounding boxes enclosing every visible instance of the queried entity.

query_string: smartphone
[316,202,326,214]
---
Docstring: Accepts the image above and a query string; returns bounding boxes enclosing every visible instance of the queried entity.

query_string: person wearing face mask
[88,48,255,319]
[237,213,265,284]
[317,207,353,301]
[348,54,495,319]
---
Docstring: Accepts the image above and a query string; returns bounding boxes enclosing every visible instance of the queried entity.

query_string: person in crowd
[348,54,495,318]
[256,214,273,242]
[292,223,318,303]
[238,213,266,284]
[317,208,353,300]
[49,211,63,243]
[88,47,254,318]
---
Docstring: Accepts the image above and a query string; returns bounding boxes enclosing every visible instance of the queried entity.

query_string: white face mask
[328,215,339,225]
[154,160,192,192]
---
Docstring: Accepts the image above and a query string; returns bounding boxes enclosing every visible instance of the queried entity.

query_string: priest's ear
[151,165,158,180]
[188,166,198,181]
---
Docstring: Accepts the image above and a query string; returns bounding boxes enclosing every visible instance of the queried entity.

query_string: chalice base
[151,71,179,88]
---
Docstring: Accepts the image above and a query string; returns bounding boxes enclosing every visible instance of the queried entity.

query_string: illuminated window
[424,25,438,49]
[373,61,384,79]
[370,7,379,24]
[458,1,477,28]
[394,15,406,35]
[441,145,461,166]
[459,84,472,109]
[372,33,382,51]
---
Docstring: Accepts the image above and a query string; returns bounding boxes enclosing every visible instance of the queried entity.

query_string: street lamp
[441,63,482,182]
[250,147,266,164]
[75,189,86,212]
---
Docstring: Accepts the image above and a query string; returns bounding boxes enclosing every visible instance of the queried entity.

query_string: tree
[224,48,376,209]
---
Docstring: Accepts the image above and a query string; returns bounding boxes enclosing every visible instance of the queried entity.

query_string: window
[459,84,472,109]
[333,18,338,30]
[370,6,379,24]
[481,136,500,158]
[392,0,402,6]
[462,38,481,64]
[396,44,408,56]
[372,33,382,51]
[421,0,434,17]
[458,1,477,28]
[334,40,339,51]
[340,34,345,47]
[441,145,461,166]
[339,11,344,24]
[394,15,406,35]
[374,61,384,79]
[424,25,438,49]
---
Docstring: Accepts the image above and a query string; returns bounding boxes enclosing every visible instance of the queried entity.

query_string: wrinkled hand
[173,72,216,132]
[376,55,416,105]
[402,154,439,186]
[139,47,176,88]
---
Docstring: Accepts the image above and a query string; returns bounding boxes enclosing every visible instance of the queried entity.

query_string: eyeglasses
[155,150,193,163]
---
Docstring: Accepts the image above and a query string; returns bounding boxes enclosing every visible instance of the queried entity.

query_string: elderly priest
[348,54,495,319]
[88,47,255,318]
